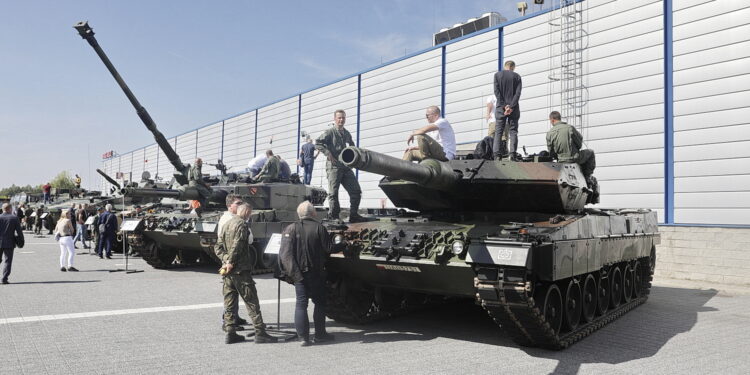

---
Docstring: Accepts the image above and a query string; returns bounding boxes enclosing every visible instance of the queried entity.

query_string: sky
[0,0,547,190]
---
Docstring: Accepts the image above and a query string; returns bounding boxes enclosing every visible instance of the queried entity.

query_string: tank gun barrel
[96,168,121,190]
[74,21,187,179]
[339,146,460,191]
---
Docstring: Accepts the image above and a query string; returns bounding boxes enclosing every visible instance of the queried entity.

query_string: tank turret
[339,146,592,213]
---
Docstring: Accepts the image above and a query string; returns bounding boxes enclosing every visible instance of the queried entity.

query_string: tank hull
[325,209,659,349]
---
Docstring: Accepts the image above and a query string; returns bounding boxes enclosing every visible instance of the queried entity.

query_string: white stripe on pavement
[0,298,296,325]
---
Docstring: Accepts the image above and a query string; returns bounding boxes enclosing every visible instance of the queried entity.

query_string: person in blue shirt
[298,137,318,185]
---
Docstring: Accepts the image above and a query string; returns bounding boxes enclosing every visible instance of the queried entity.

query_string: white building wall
[130,148,145,184]
[144,144,158,181]
[672,0,750,224]
[256,97,299,168]
[300,76,359,199]
[445,29,499,143]
[104,1,750,227]
[196,122,223,176]
[156,137,177,180]
[175,131,197,168]
[359,48,442,208]
[223,111,255,173]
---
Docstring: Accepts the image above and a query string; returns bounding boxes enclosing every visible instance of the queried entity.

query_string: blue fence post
[220,120,225,161]
[254,109,259,158]
[297,94,302,175]
[356,74,362,179]
[498,28,504,70]
[441,46,446,115]
[664,0,674,224]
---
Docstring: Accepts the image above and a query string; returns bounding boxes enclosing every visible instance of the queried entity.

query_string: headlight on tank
[451,240,464,255]
[333,234,344,245]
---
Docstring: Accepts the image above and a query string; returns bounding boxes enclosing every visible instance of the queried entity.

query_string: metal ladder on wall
[548,0,589,136]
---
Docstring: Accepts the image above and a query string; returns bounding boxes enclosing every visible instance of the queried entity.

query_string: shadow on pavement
[5,280,101,285]
[322,285,718,368]
[532,285,718,374]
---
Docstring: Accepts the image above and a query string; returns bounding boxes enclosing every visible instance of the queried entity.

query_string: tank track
[126,233,271,273]
[325,277,434,325]
[126,233,172,269]
[474,258,652,350]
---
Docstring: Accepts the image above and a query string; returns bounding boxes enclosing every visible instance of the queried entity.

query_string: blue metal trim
[356,74,362,179]
[660,223,750,229]
[664,0,674,224]
[297,94,302,175]
[441,46,446,115]
[498,28,504,71]
[253,109,258,158]
[220,120,225,161]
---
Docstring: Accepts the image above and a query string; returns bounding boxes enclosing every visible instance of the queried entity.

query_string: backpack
[473,136,495,160]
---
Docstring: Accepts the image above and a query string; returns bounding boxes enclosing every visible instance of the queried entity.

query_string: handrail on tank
[74,21,188,183]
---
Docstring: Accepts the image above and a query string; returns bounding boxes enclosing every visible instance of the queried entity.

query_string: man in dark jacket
[97,204,117,259]
[279,201,333,346]
[493,60,523,159]
[0,203,24,284]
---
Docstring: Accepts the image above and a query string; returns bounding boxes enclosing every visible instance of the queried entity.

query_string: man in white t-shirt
[402,106,456,162]
[246,154,268,176]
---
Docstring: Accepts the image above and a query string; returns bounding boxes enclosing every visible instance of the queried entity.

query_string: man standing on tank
[315,109,364,223]
[188,158,212,215]
[217,202,277,344]
[493,60,522,160]
[299,136,318,185]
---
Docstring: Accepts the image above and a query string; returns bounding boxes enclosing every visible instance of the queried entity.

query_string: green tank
[324,146,659,349]
[75,21,327,270]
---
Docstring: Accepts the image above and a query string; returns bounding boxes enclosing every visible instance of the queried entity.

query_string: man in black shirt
[279,201,333,346]
[493,60,523,159]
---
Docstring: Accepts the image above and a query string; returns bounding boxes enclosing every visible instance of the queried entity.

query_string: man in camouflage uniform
[315,109,364,223]
[216,202,277,344]
[546,111,599,203]
[188,158,212,215]
[253,150,279,183]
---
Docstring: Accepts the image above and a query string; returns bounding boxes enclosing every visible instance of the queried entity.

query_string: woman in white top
[54,211,78,272]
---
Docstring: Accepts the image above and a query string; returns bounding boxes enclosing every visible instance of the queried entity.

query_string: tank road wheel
[610,266,623,309]
[597,273,610,315]
[563,280,582,331]
[632,262,643,298]
[177,250,200,265]
[581,274,597,323]
[622,264,634,303]
[247,245,258,272]
[542,284,563,335]
[141,241,177,269]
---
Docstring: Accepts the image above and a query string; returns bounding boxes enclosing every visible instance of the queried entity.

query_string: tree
[49,171,76,190]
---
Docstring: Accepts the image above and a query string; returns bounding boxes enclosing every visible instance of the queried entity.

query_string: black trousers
[294,272,327,340]
[494,108,520,157]
[1,248,14,281]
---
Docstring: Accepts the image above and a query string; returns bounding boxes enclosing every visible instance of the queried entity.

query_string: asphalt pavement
[0,233,748,375]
